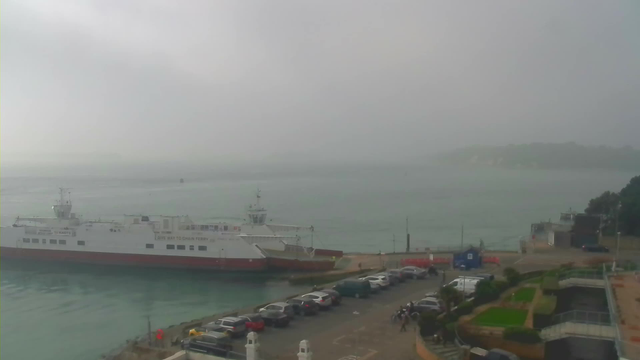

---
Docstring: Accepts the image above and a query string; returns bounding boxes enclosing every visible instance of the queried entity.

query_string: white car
[360,276,390,290]
[447,277,481,296]
[301,291,333,309]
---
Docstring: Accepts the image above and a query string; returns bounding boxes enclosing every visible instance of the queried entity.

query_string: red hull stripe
[0,247,267,271]
[267,257,335,271]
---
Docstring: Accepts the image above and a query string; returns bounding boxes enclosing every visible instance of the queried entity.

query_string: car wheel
[355,293,360,299]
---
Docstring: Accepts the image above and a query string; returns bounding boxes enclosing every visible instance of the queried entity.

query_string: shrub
[454,301,474,316]
[443,322,457,342]
[493,279,510,293]
[503,267,521,286]
[474,280,499,305]
[541,276,559,294]
[533,295,557,315]
[503,326,542,344]
[520,270,545,281]
[418,312,439,336]
[437,312,459,328]
[440,285,464,313]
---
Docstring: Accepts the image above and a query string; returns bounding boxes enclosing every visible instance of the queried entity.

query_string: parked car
[369,282,381,293]
[287,297,319,315]
[259,310,290,327]
[188,323,232,337]
[582,244,609,253]
[238,313,265,332]
[400,266,427,279]
[319,288,342,305]
[181,333,232,356]
[333,279,372,298]
[409,297,445,314]
[424,291,439,299]
[259,302,296,319]
[302,291,333,309]
[447,277,481,296]
[473,273,495,281]
[377,272,400,285]
[212,317,247,338]
[370,274,393,287]
[387,269,406,283]
[359,276,390,290]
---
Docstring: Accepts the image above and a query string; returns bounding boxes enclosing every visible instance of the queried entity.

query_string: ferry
[0,189,340,271]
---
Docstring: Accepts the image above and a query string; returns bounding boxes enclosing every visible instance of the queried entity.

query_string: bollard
[297,339,312,360]
[245,332,260,360]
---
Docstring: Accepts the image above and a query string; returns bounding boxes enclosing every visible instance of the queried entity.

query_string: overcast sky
[1,1,639,164]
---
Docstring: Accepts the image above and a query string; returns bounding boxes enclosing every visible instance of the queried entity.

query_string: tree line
[585,175,640,236]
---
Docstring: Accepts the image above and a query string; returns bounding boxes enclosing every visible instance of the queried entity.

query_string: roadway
[224,272,466,360]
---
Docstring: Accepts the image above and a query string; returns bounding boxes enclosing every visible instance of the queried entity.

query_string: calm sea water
[0,164,634,360]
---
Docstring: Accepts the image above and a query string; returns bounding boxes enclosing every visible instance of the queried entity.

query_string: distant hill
[437,143,640,171]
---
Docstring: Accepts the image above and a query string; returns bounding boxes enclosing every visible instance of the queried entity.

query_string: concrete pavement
[229,274,461,360]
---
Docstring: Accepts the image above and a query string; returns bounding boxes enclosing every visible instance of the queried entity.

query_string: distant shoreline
[437,143,640,171]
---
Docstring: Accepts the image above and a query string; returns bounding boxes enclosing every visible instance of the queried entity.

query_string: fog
[2,0,639,165]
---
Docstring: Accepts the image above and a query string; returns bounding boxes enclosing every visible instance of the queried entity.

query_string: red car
[239,313,265,332]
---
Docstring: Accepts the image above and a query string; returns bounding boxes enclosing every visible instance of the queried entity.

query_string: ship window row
[22,238,84,246]
[157,244,207,251]
[178,225,236,231]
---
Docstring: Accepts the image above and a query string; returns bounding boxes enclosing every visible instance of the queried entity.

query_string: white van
[446,277,481,295]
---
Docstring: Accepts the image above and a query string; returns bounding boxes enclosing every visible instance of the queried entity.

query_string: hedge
[493,280,510,293]
[474,280,500,305]
[533,295,557,315]
[454,301,474,316]
[541,276,559,293]
[503,326,542,344]
[418,312,439,336]
[520,270,545,281]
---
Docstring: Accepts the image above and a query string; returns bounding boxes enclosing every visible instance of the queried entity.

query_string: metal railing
[553,310,611,325]
[603,269,625,359]
[541,321,616,341]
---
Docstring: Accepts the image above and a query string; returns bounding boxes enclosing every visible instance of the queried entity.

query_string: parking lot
[217,271,468,360]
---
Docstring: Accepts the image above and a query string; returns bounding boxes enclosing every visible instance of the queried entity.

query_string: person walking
[400,312,409,332]
[441,270,446,287]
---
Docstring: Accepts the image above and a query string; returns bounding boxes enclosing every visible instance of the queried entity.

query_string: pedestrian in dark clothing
[441,270,446,287]
[400,313,409,332]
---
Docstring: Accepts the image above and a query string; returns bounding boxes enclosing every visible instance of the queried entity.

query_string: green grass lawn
[472,307,528,328]
[510,287,536,302]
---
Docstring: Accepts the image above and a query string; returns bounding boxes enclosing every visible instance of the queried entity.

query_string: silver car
[302,291,333,309]
[258,302,296,318]
[212,317,247,338]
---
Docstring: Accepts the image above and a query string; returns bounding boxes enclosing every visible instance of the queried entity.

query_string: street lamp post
[615,201,621,262]
[616,231,621,261]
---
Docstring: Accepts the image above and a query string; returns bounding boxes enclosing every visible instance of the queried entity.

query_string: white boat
[0,189,340,271]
